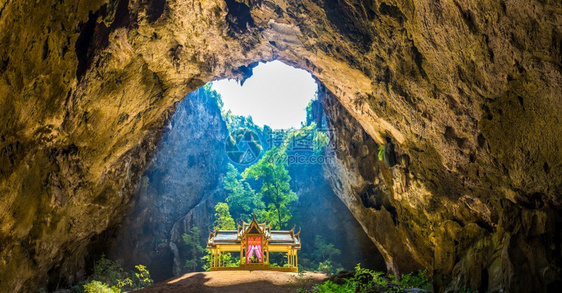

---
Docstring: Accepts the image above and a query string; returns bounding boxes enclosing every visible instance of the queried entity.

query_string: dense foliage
[300,265,431,293]
[72,255,153,293]
[243,147,297,229]
[223,164,264,221]
[183,226,205,272]
[213,203,236,229]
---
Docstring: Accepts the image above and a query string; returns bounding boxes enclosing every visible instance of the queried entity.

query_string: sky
[211,61,318,129]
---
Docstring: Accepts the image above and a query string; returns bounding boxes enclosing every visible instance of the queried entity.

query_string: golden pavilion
[206,217,301,272]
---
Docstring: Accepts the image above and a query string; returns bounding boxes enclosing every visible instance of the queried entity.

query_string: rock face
[289,162,387,272]
[0,0,560,292]
[320,83,561,292]
[107,87,229,282]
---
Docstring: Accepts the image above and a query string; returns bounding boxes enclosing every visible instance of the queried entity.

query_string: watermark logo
[225,128,263,165]
[266,152,336,165]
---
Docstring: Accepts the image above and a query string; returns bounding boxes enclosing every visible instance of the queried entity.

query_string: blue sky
[211,61,318,129]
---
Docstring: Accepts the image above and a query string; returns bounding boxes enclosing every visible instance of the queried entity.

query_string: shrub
[132,264,153,289]
[317,260,334,274]
[77,256,153,293]
[304,264,432,293]
[393,268,431,291]
[83,280,120,293]
[93,255,123,286]
[309,280,349,293]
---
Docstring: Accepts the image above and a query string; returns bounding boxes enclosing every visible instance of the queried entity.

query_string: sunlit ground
[135,270,328,293]
[211,61,318,129]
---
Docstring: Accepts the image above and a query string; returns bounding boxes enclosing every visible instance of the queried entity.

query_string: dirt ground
[136,270,328,293]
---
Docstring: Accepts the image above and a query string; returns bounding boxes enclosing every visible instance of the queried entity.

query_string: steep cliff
[289,162,387,272]
[0,0,560,292]
[107,87,229,282]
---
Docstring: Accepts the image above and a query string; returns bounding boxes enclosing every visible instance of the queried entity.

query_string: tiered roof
[207,217,301,249]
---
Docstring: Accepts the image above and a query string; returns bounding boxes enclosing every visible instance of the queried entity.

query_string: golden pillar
[292,251,294,267]
[289,251,292,267]
[292,250,295,267]
[292,251,295,267]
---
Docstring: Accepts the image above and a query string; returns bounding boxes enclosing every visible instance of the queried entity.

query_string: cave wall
[289,162,387,272]
[321,86,562,292]
[0,0,560,292]
[107,87,228,282]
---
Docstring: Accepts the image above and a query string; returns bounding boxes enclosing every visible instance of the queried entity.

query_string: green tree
[285,122,328,155]
[223,112,262,133]
[223,164,265,221]
[313,235,341,262]
[243,147,297,229]
[203,83,223,109]
[182,226,204,272]
[201,203,238,270]
[213,202,236,230]
[305,92,319,126]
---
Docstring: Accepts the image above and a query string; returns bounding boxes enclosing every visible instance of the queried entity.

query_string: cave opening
[107,60,386,282]
[212,60,317,130]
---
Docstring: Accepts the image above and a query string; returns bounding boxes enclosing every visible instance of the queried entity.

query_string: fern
[378,145,384,161]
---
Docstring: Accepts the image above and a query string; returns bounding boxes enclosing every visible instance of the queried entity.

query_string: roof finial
[294,228,301,238]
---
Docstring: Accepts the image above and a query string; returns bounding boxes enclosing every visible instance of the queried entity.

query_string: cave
[105,61,386,282]
[0,0,561,292]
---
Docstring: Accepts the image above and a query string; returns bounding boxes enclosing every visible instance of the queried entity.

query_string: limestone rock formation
[288,162,387,272]
[107,87,229,282]
[0,0,560,292]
